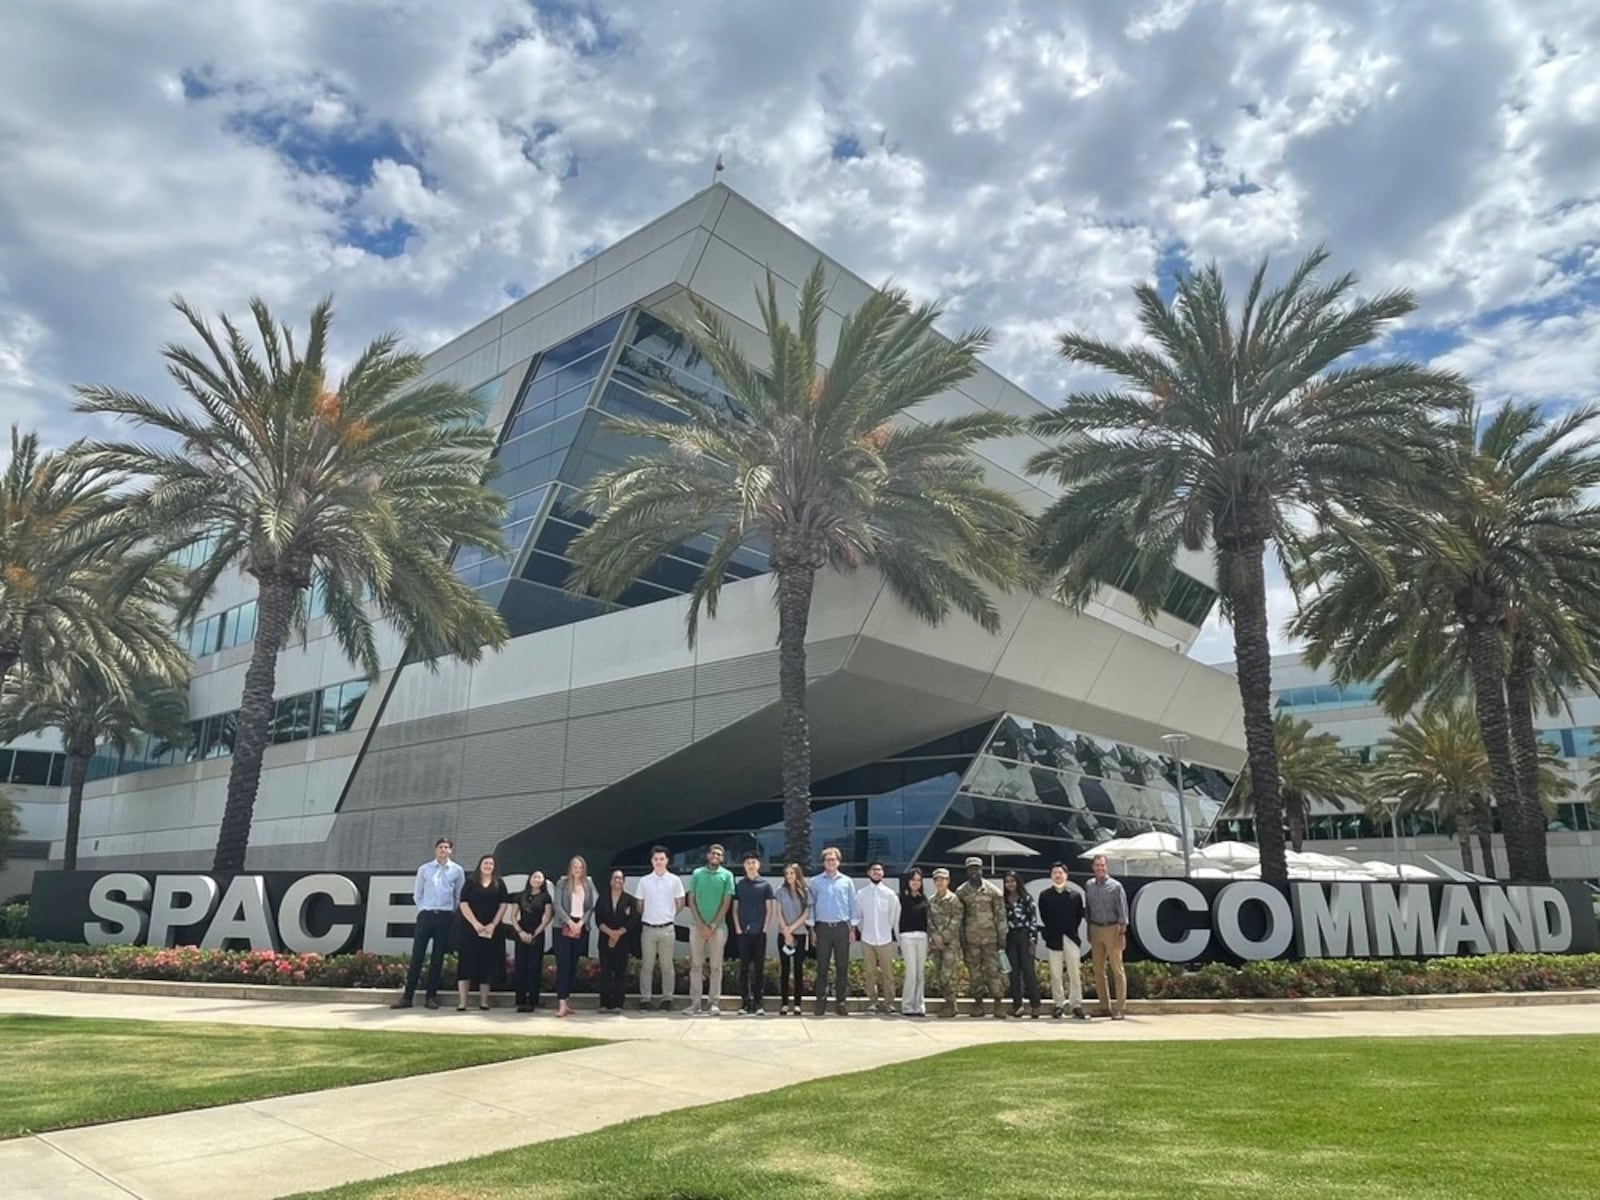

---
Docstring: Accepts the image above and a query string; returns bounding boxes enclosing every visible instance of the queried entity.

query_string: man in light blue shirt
[808,846,859,1016]
[393,838,465,1009]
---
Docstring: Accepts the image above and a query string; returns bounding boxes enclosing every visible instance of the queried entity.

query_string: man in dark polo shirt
[733,851,777,1016]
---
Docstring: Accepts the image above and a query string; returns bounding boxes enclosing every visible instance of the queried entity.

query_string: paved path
[5,990,1599,1200]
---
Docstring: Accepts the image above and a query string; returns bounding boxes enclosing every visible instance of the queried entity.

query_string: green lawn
[0,1014,593,1138]
[296,1035,1600,1200]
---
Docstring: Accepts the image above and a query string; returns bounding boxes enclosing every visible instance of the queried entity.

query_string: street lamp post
[1161,732,1193,879]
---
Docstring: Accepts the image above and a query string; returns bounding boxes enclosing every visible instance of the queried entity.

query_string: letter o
[1215,882,1294,961]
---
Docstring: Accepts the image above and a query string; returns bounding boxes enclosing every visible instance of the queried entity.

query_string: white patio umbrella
[1190,866,1239,880]
[1360,860,1439,881]
[1423,854,1495,884]
[1197,840,1261,869]
[1083,831,1183,868]
[947,834,1041,874]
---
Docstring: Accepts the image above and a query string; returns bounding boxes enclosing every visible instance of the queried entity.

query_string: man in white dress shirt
[856,860,902,1015]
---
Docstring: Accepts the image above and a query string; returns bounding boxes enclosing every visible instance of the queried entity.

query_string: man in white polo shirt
[636,845,686,1011]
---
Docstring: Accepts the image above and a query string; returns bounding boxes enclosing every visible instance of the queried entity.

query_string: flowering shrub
[1,939,1597,999]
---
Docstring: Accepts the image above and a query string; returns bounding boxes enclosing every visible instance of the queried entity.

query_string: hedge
[3,940,1599,999]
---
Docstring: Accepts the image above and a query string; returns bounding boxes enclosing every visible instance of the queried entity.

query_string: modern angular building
[1,185,1246,896]
[1211,652,1600,880]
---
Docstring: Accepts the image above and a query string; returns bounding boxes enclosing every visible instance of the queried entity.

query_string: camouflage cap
[931,867,950,879]
[963,855,983,868]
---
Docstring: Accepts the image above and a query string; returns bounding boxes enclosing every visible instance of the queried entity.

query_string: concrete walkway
[4,989,1599,1200]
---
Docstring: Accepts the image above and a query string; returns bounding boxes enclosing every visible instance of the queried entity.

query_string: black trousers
[403,909,453,999]
[814,923,850,1005]
[554,932,582,1000]
[598,937,630,1009]
[512,939,545,1008]
[737,931,767,1009]
[779,932,809,1005]
[1007,929,1040,1008]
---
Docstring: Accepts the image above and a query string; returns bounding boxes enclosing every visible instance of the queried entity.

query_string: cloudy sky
[2,0,1596,664]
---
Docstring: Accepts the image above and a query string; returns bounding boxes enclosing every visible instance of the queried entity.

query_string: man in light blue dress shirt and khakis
[808,846,859,1016]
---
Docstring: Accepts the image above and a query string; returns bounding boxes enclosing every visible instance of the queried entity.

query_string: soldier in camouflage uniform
[926,867,965,1018]
[957,855,1008,1019]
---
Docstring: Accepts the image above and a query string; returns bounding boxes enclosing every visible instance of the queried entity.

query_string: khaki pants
[860,941,896,1008]
[639,925,676,1004]
[1048,941,1084,1011]
[1089,923,1126,1015]
[688,924,727,1009]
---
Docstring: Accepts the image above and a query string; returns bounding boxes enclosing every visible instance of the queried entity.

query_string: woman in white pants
[897,868,930,1016]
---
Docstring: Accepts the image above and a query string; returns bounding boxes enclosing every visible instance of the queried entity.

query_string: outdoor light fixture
[1161,732,1194,878]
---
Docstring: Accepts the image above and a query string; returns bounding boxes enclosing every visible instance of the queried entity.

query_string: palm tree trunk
[1226,541,1287,881]
[774,563,816,868]
[0,645,17,688]
[63,734,93,871]
[1464,623,1541,880]
[1473,794,1496,878]
[213,574,300,873]
[1286,794,1306,853]
[1504,634,1550,879]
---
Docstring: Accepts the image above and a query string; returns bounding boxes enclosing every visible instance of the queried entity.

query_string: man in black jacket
[1037,861,1087,1019]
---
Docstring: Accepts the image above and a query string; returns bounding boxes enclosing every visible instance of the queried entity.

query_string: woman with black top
[511,869,553,1012]
[594,868,639,1014]
[897,867,930,1017]
[1002,871,1041,1019]
[456,855,509,1012]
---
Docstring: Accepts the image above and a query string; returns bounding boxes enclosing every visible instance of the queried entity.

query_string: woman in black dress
[511,869,554,1013]
[1002,871,1041,1019]
[456,855,509,1011]
[594,868,639,1014]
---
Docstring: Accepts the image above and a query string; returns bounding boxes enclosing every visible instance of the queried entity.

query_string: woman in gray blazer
[551,856,598,1017]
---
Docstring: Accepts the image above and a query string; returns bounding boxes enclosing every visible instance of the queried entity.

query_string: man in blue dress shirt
[393,838,465,1009]
[807,846,859,1016]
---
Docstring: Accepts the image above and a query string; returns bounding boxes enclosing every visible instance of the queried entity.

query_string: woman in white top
[550,856,598,1018]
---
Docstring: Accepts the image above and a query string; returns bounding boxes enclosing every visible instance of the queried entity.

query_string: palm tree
[0,787,19,872]
[1228,713,1367,851]
[1293,403,1600,881]
[566,267,1033,866]
[1373,706,1493,874]
[0,427,167,689]
[74,297,511,872]
[2,673,189,871]
[1026,248,1468,881]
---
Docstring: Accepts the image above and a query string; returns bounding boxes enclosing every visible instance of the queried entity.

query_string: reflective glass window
[9,750,52,786]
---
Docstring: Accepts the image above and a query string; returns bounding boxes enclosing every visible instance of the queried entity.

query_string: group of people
[391,837,1131,1021]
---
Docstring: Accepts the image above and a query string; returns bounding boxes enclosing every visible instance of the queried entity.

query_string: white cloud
[0,0,1596,658]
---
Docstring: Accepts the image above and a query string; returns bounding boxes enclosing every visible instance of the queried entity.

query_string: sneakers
[1030,1006,1042,1020]
[656,998,673,1012]
[1073,1008,1087,1020]
[754,1007,767,1017]
[737,1008,751,1018]
[706,1004,722,1017]
[390,997,413,1009]
[423,997,440,1009]
[779,1005,790,1016]
[681,1003,702,1016]
[1052,1006,1064,1020]
[813,1003,827,1017]
[834,1003,849,1016]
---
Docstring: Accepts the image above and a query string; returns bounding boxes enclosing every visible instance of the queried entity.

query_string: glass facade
[85,677,369,780]
[456,308,1220,642]
[612,713,1233,876]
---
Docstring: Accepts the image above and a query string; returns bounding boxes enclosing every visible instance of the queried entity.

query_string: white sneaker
[707,1004,722,1016]
[681,1003,701,1015]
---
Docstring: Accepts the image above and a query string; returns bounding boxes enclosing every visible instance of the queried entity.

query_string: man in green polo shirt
[684,843,736,1015]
